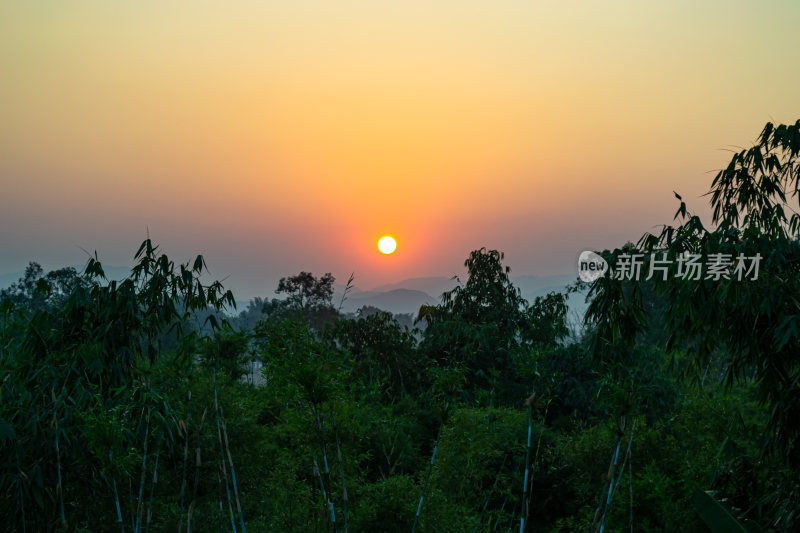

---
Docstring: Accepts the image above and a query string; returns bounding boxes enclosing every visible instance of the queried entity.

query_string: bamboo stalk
[145,446,160,533]
[597,439,621,533]
[179,390,191,533]
[51,389,66,529]
[130,407,146,532]
[329,407,349,533]
[600,419,635,533]
[218,463,224,532]
[55,417,66,527]
[473,455,508,533]
[610,419,636,533]
[187,407,207,533]
[591,442,618,530]
[110,451,124,532]
[613,419,637,493]
[312,409,331,486]
[220,408,247,532]
[595,416,627,533]
[213,366,238,533]
[520,392,535,533]
[312,406,337,533]
[519,406,533,533]
[628,436,634,533]
[135,408,152,533]
[411,401,449,533]
[525,399,551,531]
[491,494,508,531]
[311,454,330,529]
[20,475,26,533]
[311,456,318,533]
[506,499,519,532]
[129,475,135,531]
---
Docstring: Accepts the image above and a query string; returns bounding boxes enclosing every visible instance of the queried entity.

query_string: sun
[377,235,397,255]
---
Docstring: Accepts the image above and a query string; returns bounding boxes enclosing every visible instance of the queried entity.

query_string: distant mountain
[353,273,587,325]
[365,274,578,302]
[370,277,458,299]
[336,274,583,316]
[340,288,438,315]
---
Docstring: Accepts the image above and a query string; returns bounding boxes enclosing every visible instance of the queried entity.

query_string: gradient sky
[1,2,799,298]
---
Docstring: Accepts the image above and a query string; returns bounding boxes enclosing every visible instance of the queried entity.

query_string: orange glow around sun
[378,236,397,255]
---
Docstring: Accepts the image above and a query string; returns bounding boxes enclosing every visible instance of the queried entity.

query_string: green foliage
[584,119,800,530]
[200,327,251,381]
[607,122,800,464]
[324,310,427,398]
[0,239,234,530]
[521,292,570,348]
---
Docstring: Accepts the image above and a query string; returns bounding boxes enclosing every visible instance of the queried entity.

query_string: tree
[275,271,339,330]
[0,262,92,313]
[418,249,521,373]
[276,271,335,312]
[418,248,568,401]
[201,327,252,381]
[443,249,525,329]
[521,291,570,349]
[325,310,424,398]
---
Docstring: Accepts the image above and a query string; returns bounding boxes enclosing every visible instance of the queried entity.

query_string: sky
[1,1,799,299]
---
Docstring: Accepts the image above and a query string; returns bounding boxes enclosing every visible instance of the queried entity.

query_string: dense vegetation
[1,119,799,532]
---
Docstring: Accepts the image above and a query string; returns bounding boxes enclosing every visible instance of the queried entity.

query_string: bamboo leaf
[691,489,748,533]
[0,418,15,444]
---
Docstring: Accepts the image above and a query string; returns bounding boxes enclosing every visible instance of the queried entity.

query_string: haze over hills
[338,288,438,315]
[367,274,579,300]
[334,274,586,320]
[351,274,579,306]
[0,264,135,289]
[368,277,459,299]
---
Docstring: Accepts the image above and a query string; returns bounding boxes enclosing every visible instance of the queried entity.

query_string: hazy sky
[1,2,798,298]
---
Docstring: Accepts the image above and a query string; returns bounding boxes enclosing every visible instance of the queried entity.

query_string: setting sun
[378,236,397,255]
